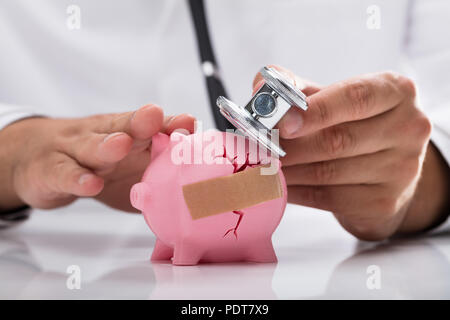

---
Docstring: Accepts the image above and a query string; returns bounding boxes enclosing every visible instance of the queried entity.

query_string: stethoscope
[188,0,308,157]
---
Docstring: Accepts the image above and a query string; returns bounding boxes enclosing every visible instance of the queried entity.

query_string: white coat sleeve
[0,103,40,227]
[403,0,450,230]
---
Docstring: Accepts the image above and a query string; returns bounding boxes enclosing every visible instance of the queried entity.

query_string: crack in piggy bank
[221,152,261,239]
[223,210,244,239]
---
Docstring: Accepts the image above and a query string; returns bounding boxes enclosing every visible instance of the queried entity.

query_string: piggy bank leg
[245,239,277,263]
[172,240,204,266]
[151,239,174,262]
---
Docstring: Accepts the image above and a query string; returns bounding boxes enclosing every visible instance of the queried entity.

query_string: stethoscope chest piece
[216,66,308,157]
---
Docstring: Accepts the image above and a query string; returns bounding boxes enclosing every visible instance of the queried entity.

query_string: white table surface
[1,199,449,300]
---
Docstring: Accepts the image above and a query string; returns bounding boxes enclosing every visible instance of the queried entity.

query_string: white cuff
[433,218,450,233]
[0,110,40,131]
[430,124,450,168]
[428,124,450,232]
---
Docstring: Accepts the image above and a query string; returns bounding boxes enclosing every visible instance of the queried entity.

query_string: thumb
[95,104,165,140]
[252,64,322,96]
[163,113,196,135]
[252,65,323,139]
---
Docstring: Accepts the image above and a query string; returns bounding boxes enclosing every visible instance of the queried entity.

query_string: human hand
[253,66,449,240]
[0,105,195,212]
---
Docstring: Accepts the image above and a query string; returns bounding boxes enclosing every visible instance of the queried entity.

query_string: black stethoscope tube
[187,0,234,131]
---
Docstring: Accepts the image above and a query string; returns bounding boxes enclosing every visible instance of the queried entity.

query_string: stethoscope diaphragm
[216,66,308,157]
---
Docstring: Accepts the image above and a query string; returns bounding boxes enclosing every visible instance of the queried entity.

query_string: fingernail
[131,106,152,121]
[253,80,264,94]
[79,174,94,185]
[103,132,123,142]
[177,113,196,121]
[165,116,175,126]
[172,128,190,135]
[140,105,155,112]
[293,75,306,90]
[281,112,302,137]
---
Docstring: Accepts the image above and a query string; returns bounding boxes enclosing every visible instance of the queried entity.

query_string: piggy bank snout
[130,182,150,211]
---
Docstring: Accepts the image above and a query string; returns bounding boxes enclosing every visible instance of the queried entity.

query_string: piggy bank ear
[151,133,170,161]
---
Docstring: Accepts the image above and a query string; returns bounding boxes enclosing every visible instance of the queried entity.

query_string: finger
[62,131,133,170]
[252,64,321,96]
[129,113,196,154]
[283,149,398,186]
[163,113,196,134]
[252,65,321,138]
[280,72,415,138]
[287,184,379,214]
[46,153,104,197]
[95,104,164,140]
[276,107,306,138]
[281,109,398,166]
[288,184,402,240]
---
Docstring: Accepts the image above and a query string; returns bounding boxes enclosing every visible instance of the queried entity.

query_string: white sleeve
[404,0,450,167]
[0,103,41,131]
[0,103,39,227]
[403,0,450,230]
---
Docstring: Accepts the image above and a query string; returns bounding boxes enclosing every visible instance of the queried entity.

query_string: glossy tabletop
[1,199,449,299]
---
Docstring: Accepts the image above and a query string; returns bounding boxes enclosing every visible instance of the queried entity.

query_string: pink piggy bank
[130,130,287,265]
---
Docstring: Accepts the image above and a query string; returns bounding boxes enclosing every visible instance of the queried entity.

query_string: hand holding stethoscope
[188,0,448,240]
